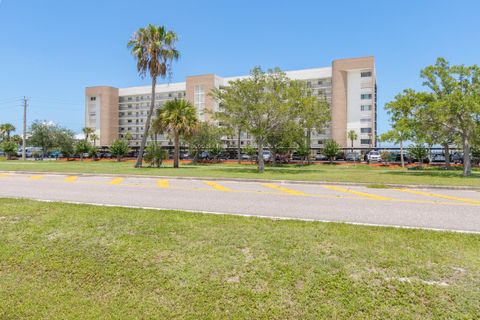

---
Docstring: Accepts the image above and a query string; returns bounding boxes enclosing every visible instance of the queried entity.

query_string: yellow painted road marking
[397,188,480,205]
[323,185,393,201]
[204,181,232,192]
[262,183,308,196]
[29,175,44,181]
[64,176,78,182]
[157,179,169,188]
[109,178,124,185]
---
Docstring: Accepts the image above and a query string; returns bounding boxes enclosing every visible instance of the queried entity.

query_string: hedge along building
[85,56,376,149]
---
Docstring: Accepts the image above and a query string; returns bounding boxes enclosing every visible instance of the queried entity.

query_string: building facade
[85,56,376,149]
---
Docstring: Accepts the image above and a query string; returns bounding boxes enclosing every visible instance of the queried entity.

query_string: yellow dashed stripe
[262,183,308,196]
[109,178,124,185]
[157,179,169,188]
[397,188,480,205]
[64,176,78,182]
[29,175,43,181]
[204,181,232,192]
[323,185,393,201]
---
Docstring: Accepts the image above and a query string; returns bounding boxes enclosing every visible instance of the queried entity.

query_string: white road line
[4,196,480,235]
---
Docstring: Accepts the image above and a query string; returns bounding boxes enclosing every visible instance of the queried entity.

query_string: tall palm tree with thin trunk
[0,123,16,141]
[128,24,180,168]
[82,127,94,141]
[90,133,99,146]
[347,130,358,153]
[152,99,198,168]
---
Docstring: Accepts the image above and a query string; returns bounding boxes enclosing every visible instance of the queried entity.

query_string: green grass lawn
[0,198,479,319]
[1,158,479,187]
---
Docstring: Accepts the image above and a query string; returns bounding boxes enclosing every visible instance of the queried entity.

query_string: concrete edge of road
[1,170,479,191]
[4,196,480,234]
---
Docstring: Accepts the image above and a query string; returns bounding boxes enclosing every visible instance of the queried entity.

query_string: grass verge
[1,198,479,318]
[0,159,479,187]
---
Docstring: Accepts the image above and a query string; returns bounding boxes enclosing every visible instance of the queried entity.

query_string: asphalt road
[1,172,480,232]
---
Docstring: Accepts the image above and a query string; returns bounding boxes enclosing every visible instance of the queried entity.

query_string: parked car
[450,152,463,164]
[241,154,252,160]
[199,151,210,160]
[262,151,272,161]
[367,151,382,163]
[315,153,328,161]
[345,152,361,162]
[431,154,446,163]
[393,153,412,163]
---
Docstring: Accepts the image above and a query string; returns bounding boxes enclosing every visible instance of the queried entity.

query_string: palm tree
[0,123,16,141]
[347,130,358,152]
[152,99,198,168]
[90,133,99,146]
[128,24,180,168]
[82,127,94,140]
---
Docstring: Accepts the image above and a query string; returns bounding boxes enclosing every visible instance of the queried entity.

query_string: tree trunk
[135,76,157,168]
[174,132,180,168]
[237,128,241,164]
[117,155,121,162]
[257,141,265,173]
[80,153,83,162]
[306,129,311,165]
[463,135,471,176]
[443,143,450,167]
[351,139,354,153]
[400,140,405,168]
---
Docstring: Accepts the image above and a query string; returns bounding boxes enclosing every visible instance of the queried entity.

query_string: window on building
[361,139,372,145]
[194,85,205,120]
[360,118,371,123]
[90,97,96,101]
[361,71,372,77]
[361,128,372,134]
[317,140,324,145]
[127,120,132,123]
[361,105,372,111]
[361,94,372,100]
[317,80,323,85]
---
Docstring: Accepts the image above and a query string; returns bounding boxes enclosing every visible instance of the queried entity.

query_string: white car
[367,151,382,163]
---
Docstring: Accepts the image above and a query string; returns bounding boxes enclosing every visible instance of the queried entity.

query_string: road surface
[1,172,479,232]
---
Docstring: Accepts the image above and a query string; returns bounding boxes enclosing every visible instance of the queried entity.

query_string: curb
[1,170,479,191]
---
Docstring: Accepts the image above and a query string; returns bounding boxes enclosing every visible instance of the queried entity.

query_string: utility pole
[22,96,27,161]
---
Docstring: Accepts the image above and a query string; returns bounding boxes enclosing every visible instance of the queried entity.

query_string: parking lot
[1,172,479,232]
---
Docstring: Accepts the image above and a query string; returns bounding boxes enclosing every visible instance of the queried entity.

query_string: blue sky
[1,0,479,135]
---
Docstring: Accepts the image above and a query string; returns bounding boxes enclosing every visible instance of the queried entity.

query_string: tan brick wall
[185,74,217,122]
[85,86,119,146]
[331,57,375,147]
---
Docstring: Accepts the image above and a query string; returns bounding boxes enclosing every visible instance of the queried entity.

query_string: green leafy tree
[1,140,17,160]
[382,89,419,168]
[28,121,56,158]
[212,67,299,172]
[152,99,198,168]
[420,58,480,176]
[56,129,76,160]
[128,24,180,168]
[75,139,92,161]
[294,81,330,163]
[185,123,223,163]
[110,138,130,162]
[323,139,340,164]
[347,130,358,153]
[243,144,256,162]
[266,122,302,166]
[409,143,429,166]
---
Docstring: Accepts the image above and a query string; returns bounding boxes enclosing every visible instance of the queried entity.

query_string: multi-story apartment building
[85,56,376,149]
